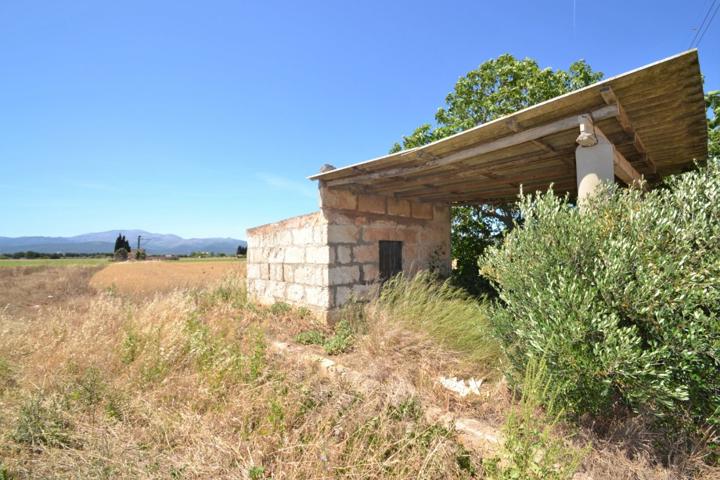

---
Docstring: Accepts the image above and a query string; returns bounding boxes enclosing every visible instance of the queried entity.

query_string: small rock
[438,376,483,397]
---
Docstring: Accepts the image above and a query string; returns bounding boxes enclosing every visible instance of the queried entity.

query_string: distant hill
[0,230,246,255]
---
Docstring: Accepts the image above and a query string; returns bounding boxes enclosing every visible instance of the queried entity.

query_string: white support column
[575,114,615,207]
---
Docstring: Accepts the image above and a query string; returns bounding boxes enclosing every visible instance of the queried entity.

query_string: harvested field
[0,258,110,267]
[0,266,102,316]
[89,259,246,295]
[0,265,490,479]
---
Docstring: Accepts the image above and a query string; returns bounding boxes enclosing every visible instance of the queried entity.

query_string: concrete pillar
[575,129,615,207]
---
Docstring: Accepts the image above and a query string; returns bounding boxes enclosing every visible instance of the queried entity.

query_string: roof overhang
[309,50,708,204]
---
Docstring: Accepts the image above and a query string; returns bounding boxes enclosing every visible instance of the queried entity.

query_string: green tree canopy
[390,54,603,153]
[389,54,604,293]
[114,234,123,253]
[708,90,719,159]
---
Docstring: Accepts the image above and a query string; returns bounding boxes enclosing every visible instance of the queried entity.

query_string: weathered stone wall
[320,187,452,309]
[246,211,332,312]
[246,186,451,321]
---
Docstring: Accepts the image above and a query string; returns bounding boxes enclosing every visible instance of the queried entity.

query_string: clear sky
[1,1,718,239]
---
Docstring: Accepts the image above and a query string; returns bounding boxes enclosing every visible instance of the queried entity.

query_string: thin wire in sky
[696,1,720,46]
[689,0,720,48]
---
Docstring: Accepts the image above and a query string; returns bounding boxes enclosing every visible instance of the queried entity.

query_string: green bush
[294,329,326,346]
[323,319,355,355]
[482,162,720,431]
[113,248,128,262]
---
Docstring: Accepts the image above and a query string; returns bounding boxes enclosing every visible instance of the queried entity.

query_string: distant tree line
[0,250,244,260]
[0,251,112,259]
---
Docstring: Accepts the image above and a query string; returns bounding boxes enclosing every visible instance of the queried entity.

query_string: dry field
[0,265,487,479]
[0,265,715,479]
[89,259,246,295]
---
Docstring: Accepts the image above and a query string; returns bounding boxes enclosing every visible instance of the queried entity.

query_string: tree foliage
[451,205,516,295]
[390,54,603,293]
[113,234,131,254]
[390,54,603,153]
[708,90,719,159]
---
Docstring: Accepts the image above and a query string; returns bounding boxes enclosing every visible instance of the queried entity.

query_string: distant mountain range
[0,230,246,255]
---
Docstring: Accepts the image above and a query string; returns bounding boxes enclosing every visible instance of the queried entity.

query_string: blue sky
[1,1,718,239]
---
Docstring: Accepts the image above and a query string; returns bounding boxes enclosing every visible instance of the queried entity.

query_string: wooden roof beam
[506,118,574,169]
[418,180,578,204]
[591,125,643,187]
[389,164,573,199]
[600,86,657,174]
[324,104,619,188]
[365,150,569,196]
[613,148,643,186]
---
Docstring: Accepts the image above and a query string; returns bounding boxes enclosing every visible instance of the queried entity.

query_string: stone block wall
[246,211,332,313]
[320,187,451,309]
[246,186,452,321]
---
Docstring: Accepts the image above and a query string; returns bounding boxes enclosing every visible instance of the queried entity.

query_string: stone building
[246,188,451,321]
[247,50,708,321]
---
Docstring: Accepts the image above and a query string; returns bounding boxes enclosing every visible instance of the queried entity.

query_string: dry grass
[1,266,716,479]
[0,266,101,316]
[88,259,246,295]
[0,268,478,479]
[349,313,511,427]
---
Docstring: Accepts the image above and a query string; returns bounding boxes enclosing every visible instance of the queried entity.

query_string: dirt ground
[88,259,246,295]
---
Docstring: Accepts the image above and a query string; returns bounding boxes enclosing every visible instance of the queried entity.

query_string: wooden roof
[309,50,708,204]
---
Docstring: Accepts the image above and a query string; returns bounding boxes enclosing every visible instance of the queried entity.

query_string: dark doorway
[379,240,403,282]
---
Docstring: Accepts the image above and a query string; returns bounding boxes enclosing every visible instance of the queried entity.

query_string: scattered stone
[438,376,483,397]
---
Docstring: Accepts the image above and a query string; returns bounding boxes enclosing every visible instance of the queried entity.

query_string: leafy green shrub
[483,162,720,430]
[294,329,326,346]
[450,205,517,296]
[293,322,350,354]
[323,319,354,355]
